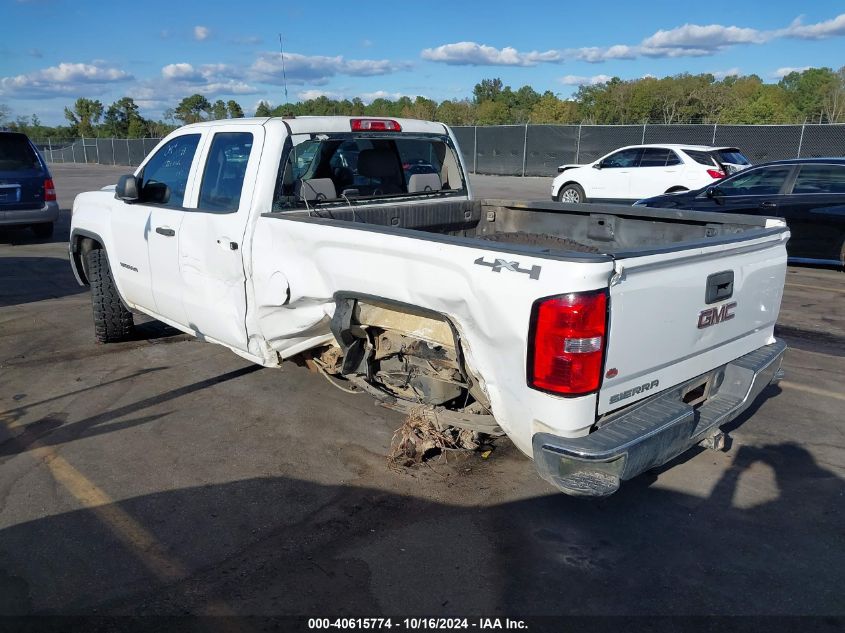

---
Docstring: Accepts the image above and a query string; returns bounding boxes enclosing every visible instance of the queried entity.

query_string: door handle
[155,226,176,237]
[759,201,778,210]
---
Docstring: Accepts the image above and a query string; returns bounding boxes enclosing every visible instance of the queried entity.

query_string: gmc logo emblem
[698,302,737,329]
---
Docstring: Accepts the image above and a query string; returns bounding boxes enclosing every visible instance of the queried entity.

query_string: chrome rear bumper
[533,339,787,497]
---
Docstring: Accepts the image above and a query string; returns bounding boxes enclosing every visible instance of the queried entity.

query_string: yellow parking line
[779,380,845,402]
[0,412,237,617]
[29,446,187,582]
[784,282,845,294]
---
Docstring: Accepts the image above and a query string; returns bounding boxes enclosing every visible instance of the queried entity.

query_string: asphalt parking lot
[0,164,843,619]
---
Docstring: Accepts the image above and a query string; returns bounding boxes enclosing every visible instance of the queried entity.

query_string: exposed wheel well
[71,234,104,285]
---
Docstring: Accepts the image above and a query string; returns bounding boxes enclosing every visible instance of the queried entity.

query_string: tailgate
[598,228,788,414]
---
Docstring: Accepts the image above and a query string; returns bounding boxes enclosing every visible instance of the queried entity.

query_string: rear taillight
[350,118,402,132]
[528,290,607,396]
[706,169,725,179]
[44,178,56,201]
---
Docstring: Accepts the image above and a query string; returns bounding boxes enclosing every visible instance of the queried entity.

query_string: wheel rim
[560,188,580,203]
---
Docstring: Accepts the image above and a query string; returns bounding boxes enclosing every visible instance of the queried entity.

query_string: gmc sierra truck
[69,116,789,496]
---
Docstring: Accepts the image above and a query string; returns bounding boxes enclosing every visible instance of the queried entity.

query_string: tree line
[2,66,843,140]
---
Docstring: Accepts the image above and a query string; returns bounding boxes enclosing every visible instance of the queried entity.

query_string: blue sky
[2,0,845,124]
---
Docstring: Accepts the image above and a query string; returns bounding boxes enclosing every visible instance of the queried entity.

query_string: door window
[601,148,642,168]
[198,132,254,213]
[791,164,845,194]
[714,166,792,196]
[639,148,674,167]
[139,134,200,207]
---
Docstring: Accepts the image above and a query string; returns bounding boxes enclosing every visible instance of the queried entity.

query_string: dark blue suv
[0,131,59,237]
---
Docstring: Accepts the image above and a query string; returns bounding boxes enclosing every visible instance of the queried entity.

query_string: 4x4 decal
[474,256,541,280]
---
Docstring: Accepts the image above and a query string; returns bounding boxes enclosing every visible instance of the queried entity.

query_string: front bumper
[533,339,787,497]
[0,201,59,226]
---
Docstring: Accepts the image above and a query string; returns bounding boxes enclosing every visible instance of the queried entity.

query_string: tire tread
[86,249,134,343]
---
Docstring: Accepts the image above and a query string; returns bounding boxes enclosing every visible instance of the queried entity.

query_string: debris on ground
[388,407,483,470]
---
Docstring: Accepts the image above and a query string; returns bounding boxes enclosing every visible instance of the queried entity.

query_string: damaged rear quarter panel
[249,214,615,455]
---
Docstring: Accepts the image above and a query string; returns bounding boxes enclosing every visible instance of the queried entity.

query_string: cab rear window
[0,134,41,171]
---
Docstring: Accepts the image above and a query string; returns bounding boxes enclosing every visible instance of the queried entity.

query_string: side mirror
[593,162,603,170]
[706,187,724,204]
[115,175,139,203]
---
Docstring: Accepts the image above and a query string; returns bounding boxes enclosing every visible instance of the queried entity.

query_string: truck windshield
[272,133,467,211]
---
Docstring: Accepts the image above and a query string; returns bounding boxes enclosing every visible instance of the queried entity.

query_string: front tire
[557,183,586,204]
[31,222,54,238]
[86,249,134,343]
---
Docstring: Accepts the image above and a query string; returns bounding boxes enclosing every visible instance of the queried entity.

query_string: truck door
[111,132,202,318]
[178,126,263,351]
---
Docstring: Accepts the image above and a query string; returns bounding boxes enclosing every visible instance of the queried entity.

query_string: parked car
[635,158,845,267]
[69,117,788,497]
[0,131,58,237]
[551,144,751,204]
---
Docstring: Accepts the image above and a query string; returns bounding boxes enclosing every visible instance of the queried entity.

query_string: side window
[666,151,682,166]
[639,148,671,167]
[602,148,641,168]
[715,166,792,196]
[198,132,254,213]
[684,150,718,168]
[139,134,200,207]
[792,165,845,194]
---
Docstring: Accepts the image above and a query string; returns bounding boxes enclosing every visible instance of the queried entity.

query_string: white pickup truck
[69,116,789,496]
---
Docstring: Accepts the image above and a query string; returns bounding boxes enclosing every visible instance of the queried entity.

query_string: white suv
[551,144,751,204]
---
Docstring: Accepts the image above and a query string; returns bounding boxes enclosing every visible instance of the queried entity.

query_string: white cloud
[559,74,613,86]
[641,23,767,50]
[250,52,410,84]
[783,13,845,39]
[420,12,845,67]
[573,45,638,63]
[420,42,561,66]
[0,61,132,97]
[360,90,408,103]
[773,66,811,78]
[297,89,345,100]
[158,62,259,97]
[194,25,210,41]
[711,67,742,80]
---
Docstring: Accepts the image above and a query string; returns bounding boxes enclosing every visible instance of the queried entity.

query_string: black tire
[86,249,134,343]
[557,183,586,204]
[31,222,54,238]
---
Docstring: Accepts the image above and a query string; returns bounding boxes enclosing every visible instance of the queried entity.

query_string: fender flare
[68,228,133,311]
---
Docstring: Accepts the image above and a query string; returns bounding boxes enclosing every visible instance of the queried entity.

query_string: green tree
[211,99,228,120]
[174,94,212,124]
[103,97,146,137]
[529,93,579,123]
[226,100,244,118]
[401,96,438,121]
[254,100,272,117]
[779,68,836,122]
[473,78,504,104]
[0,103,9,125]
[64,97,104,137]
[436,99,476,125]
[475,100,510,125]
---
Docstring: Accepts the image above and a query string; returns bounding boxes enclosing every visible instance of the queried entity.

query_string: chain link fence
[33,124,845,176]
[32,138,162,167]
[452,123,845,176]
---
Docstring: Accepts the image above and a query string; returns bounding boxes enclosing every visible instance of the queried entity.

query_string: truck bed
[279,198,781,258]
